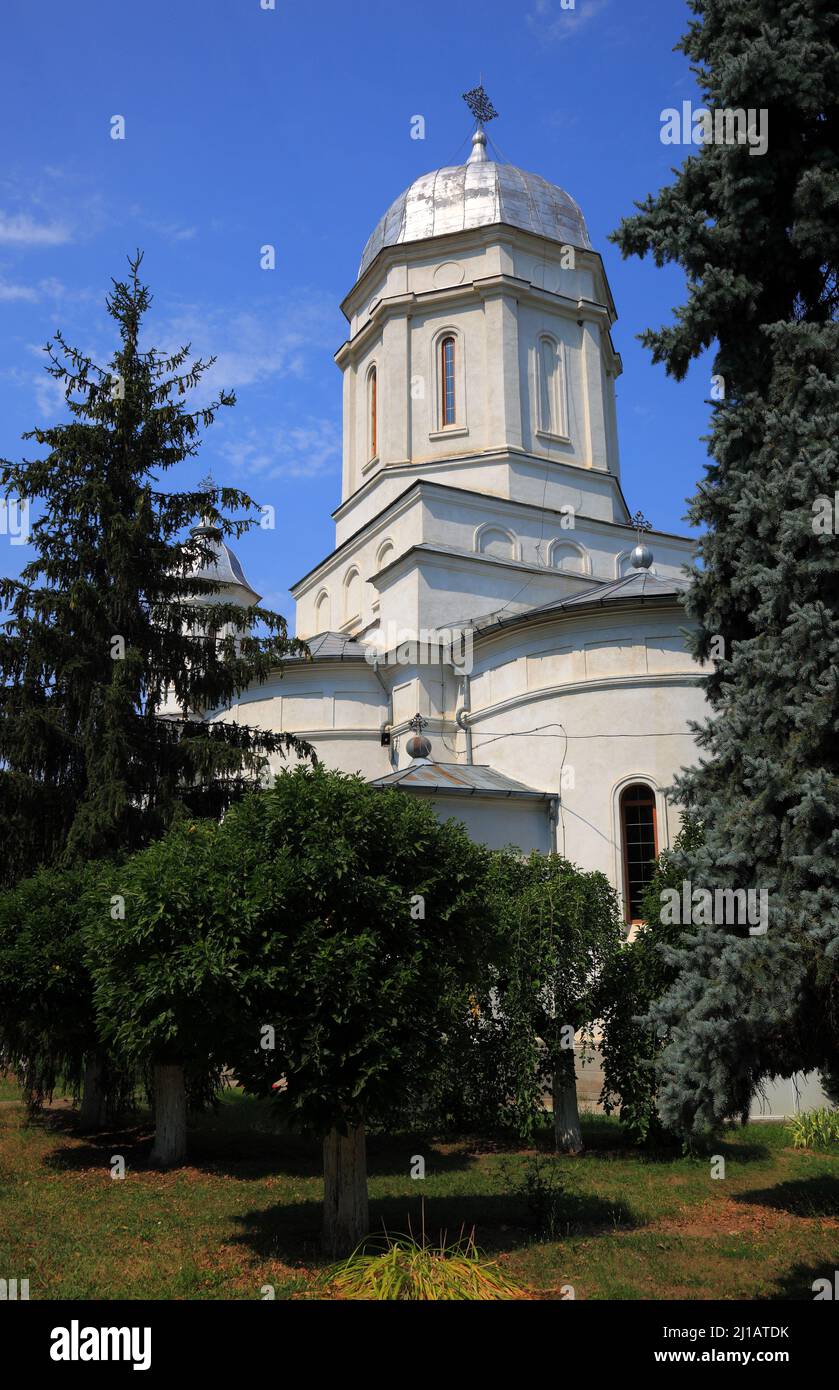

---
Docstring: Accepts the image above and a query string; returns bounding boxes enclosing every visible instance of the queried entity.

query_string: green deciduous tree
[87,821,246,1166]
[455,852,621,1152]
[612,0,839,1133]
[88,767,492,1251]
[228,767,493,1254]
[0,863,134,1122]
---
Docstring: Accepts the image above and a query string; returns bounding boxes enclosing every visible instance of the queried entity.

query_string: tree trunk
[79,1052,108,1129]
[322,1122,369,1258]
[553,1050,583,1154]
[149,1063,187,1167]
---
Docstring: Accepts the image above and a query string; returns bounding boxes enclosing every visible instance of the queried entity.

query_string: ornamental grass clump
[787,1108,839,1152]
[320,1231,527,1301]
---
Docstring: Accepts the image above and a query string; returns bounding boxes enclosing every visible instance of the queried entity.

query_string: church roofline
[331,458,633,528]
[344,223,616,323]
[369,761,553,799]
[290,476,694,596]
[458,570,692,642]
[338,260,620,363]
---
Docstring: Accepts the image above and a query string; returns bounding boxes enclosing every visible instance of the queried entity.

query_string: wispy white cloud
[219,416,341,481]
[0,275,93,303]
[155,222,197,243]
[154,290,339,399]
[0,212,71,246]
[527,0,611,43]
[33,372,67,421]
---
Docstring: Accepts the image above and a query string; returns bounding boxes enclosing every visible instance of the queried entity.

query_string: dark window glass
[620,784,658,922]
[369,369,377,458]
[441,337,456,425]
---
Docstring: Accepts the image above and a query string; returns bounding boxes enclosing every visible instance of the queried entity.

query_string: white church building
[207,108,710,933]
[199,100,830,1120]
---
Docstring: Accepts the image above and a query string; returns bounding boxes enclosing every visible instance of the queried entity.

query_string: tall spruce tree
[612,1,839,1133]
[0,253,310,886]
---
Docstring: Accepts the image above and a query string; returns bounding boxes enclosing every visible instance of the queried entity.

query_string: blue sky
[1,0,713,619]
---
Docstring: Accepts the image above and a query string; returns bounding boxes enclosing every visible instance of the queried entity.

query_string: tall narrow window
[620,784,658,923]
[539,336,563,434]
[369,367,377,459]
[441,336,456,426]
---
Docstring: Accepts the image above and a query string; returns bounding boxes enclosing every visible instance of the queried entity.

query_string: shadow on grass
[574,1116,772,1166]
[764,1259,837,1302]
[229,1188,641,1266]
[38,1109,475,1181]
[733,1175,839,1219]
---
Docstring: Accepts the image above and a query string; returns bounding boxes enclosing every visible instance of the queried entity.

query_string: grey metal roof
[191,527,260,602]
[459,569,691,639]
[293,631,369,661]
[537,569,690,613]
[358,147,591,281]
[370,761,551,799]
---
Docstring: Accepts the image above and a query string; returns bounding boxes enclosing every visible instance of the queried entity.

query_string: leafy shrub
[501,1154,569,1240]
[599,815,704,1145]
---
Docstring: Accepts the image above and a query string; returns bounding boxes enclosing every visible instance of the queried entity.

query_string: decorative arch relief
[550,540,589,575]
[475,524,517,561]
[343,568,362,621]
[314,588,331,632]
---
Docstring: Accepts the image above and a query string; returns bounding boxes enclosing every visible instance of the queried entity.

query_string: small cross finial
[408,712,428,735]
[630,510,653,541]
[462,83,498,128]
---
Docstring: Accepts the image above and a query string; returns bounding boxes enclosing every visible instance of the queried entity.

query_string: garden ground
[0,1078,836,1300]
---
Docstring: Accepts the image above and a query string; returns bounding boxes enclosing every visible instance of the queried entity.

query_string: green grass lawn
[0,1078,836,1300]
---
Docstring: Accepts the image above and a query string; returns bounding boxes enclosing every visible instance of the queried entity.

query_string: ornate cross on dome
[630,510,653,543]
[462,84,498,128]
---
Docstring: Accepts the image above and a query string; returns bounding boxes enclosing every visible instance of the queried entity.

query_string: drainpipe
[549,795,560,855]
[455,674,473,765]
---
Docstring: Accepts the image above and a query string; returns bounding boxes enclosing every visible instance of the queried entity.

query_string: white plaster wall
[413,793,553,855]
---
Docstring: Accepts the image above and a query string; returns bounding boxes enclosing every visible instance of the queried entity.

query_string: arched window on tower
[368,367,378,459]
[620,783,658,924]
[440,336,456,426]
[537,335,566,437]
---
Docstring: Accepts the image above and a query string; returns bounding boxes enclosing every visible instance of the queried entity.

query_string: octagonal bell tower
[292,93,693,646]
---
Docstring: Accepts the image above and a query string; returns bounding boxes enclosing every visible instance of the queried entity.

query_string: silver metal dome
[357,129,591,281]
[190,522,261,602]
